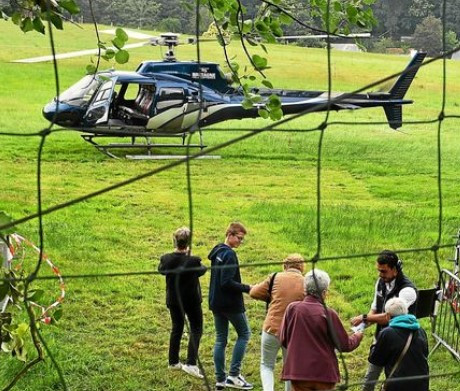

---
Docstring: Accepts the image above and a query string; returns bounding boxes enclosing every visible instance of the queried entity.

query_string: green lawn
[0,20,459,390]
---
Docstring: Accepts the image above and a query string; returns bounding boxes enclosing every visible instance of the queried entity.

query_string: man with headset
[351,250,417,391]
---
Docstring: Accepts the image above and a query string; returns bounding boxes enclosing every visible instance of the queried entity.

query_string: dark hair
[377,250,401,271]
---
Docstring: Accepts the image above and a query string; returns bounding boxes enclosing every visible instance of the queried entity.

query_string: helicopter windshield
[58,75,102,106]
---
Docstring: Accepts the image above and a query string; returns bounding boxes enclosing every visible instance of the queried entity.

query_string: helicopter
[42,33,427,158]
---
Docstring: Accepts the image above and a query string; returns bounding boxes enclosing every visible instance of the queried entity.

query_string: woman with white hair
[368,297,429,391]
[280,269,363,391]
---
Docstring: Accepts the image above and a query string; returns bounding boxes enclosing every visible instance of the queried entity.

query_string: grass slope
[0,20,459,390]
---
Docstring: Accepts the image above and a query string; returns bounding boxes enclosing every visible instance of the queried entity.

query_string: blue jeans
[213,311,251,382]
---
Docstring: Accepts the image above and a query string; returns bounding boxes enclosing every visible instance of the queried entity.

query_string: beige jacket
[250,268,305,337]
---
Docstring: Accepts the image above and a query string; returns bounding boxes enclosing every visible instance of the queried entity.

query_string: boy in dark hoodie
[208,222,253,390]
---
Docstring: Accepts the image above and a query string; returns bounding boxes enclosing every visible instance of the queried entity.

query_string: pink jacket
[249,268,305,337]
[280,296,363,383]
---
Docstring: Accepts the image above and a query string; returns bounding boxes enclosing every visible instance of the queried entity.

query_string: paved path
[13,29,153,63]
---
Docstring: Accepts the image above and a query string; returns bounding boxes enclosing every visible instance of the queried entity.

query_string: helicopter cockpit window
[94,81,114,104]
[58,75,101,106]
[156,88,185,112]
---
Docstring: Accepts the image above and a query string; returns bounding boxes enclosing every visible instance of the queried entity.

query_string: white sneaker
[225,374,253,390]
[168,363,182,370]
[215,381,226,390]
[181,364,204,379]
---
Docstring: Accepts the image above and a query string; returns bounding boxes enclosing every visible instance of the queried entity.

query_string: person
[280,269,363,391]
[351,250,417,391]
[158,227,207,379]
[208,222,253,390]
[368,297,429,391]
[249,254,306,391]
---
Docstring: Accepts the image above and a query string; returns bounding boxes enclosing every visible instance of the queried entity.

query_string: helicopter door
[84,78,117,125]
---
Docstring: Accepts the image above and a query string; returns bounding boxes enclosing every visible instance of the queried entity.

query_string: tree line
[77,0,459,57]
[1,0,458,57]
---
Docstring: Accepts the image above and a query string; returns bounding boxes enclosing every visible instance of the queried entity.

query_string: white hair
[385,297,408,317]
[304,269,330,297]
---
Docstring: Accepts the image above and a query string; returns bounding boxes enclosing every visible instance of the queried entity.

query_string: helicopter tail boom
[388,52,426,100]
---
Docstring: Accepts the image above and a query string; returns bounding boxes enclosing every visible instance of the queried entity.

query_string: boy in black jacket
[208,222,253,390]
[159,227,207,379]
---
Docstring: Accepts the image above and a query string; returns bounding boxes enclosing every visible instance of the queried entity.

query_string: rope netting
[0,0,459,390]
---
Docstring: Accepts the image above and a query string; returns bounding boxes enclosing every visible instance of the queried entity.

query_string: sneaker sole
[181,367,204,379]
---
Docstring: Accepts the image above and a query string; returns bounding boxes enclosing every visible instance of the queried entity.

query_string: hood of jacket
[389,314,420,330]
[208,243,232,262]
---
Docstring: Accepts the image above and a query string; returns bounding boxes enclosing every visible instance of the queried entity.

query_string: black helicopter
[42,33,426,158]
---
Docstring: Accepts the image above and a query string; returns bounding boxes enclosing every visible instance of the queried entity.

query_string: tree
[412,15,442,57]
[371,0,414,39]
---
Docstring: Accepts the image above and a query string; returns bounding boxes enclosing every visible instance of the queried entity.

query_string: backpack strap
[381,332,414,391]
[265,272,278,312]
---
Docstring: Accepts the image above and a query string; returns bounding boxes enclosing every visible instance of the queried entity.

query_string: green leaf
[58,0,81,15]
[279,13,293,25]
[33,17,45,34]
[53,308,63,322]
[262,80,273,89]
[242,20,252,34]
[241,98,254,110]
[115,50,129,64]
[27,289,44,302]
[15,323,29,338]
[229,62,239,72]
[258,108,269,119]
[252,54,267,70]
[20,17,34,33]
[48,13,63,30]
[11,12,21,26]
[269,107,283,120]
[346,4,358,20]
[0,212,14,235]
[112,37,125,50]
[104,49,116,60]
[255,20,269,33]
[0,275,9,301]
[115,28,128,42]
[86,64,97,75]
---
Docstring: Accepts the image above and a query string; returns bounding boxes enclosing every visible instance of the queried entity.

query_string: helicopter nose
[42,101,83,127]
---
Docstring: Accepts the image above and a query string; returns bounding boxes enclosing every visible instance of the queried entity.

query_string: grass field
[0,20,459,390]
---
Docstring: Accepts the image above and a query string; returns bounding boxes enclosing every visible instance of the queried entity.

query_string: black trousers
[168,302,203,365]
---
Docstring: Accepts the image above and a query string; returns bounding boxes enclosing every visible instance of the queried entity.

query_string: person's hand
[351,315,363,326]
[354,331,364,341]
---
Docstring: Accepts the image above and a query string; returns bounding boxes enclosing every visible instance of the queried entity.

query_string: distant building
[331,43,361,52]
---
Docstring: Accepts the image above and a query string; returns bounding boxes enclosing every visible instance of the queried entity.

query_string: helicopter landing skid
[81,133,215,159]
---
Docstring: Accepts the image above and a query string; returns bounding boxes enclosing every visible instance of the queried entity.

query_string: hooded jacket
[369,314,429,391]
[208,243,250,313]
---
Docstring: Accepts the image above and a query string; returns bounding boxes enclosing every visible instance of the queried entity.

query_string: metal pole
[0,236,11,312]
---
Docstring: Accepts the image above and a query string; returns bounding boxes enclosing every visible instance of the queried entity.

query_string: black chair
[415,288,438,319]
